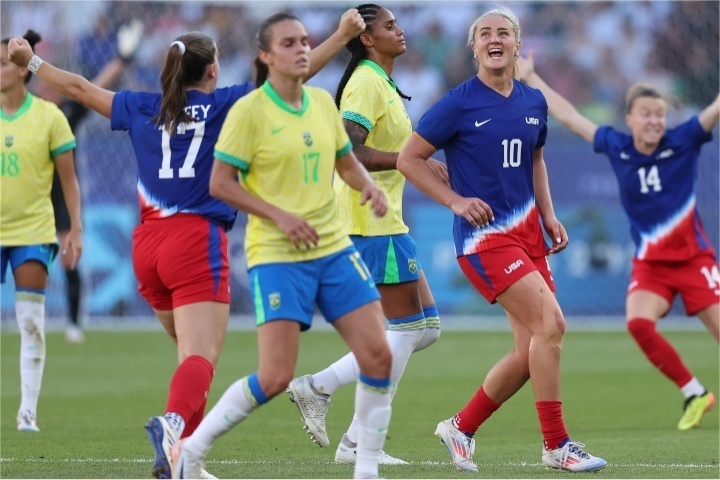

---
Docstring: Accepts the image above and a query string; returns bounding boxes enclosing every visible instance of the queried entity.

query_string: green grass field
[1,328,718,479]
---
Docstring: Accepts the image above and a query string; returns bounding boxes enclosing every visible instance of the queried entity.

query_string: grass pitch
[1,328,718,478]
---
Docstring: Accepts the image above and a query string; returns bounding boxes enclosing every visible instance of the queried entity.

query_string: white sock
[346,386,397,444]
[16,292,46,415]
[164,412,186,437]
[183,378,257,457]
[681,377,706,398]
[414,327,441,352]
[353,383,391,479]
[312,357,352,396]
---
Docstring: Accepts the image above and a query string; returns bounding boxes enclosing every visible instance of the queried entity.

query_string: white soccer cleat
[286,375,331,447]
[541,441,607,472]
[65,326,85,344]
[146,416,178,479]
[334,434,409,465]
[17,410,39,432]
[434,418,477,472]
[171,439,207,480]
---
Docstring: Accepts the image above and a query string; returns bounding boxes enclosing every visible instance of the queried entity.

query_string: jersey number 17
[158,121,206,179]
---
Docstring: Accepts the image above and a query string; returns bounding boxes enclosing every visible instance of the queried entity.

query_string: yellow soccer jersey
[215,82,353,268]
[335,60,412,236]
[1,93,76,245]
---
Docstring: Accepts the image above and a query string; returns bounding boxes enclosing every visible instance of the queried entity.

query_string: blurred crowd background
[1,1,718,324]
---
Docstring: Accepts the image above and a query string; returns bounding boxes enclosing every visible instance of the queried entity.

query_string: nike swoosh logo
[388,99,395,104]
[271,126,285,135]
[475,119,491,127]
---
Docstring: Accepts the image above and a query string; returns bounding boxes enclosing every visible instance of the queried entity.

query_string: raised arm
[518,50,598,144]
[8,37,115,118]
[698,93,720,133]
[532,147,568,254]
[306,8,365,81]
[90,19,144,91]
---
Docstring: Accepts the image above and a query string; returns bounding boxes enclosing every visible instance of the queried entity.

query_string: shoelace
[560,442,590,464]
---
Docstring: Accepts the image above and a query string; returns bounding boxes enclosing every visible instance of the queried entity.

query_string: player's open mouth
[489,48,503,58]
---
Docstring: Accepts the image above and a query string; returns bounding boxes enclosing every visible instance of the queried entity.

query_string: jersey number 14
[637,165,662,193]
[158,122,206,179]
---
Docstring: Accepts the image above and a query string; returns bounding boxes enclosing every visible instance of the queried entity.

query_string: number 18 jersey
[110,84,254,229]
[593,116,714,261]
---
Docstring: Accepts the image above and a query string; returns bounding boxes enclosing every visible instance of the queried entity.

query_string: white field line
[0,458,716,469]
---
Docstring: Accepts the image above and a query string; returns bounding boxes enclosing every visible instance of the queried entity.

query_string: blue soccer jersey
[111,84,254,229]
[594,116,714,261]
[415,77,549,257]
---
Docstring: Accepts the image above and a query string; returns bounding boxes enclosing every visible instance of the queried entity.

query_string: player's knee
[357,345,392,379]
[627,317,656,342]
[262,372,295,398]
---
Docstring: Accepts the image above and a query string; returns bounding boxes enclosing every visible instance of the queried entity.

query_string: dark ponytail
[253,12,300,87]
[335,4,411,108]
[2,29,42,84]
[153,31,216,135]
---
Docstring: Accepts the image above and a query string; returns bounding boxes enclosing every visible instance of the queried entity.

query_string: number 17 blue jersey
[110,84,253,229]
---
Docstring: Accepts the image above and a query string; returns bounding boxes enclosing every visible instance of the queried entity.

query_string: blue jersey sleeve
[677,115,713,147]
[593,125,615,154]
[110,90,136,131]
[215,82,256,106]
[415,93,460,150]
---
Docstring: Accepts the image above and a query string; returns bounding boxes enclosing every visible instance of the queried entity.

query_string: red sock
[536,400,568,450]
[627,318,693,388]
[181,396,208,438]
[455,386,502,434]
[165,355,214,431]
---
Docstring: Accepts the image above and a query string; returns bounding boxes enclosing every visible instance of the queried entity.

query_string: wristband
[27,55,43,74]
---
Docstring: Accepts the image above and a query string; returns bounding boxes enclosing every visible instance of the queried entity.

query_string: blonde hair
[467,6,521,78]
[625,83,665,113]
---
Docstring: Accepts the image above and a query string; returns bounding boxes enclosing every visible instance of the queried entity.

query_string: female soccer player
[170,13,393,480]
[397,7,606,473]
[518,50,719,431]
[8,10,364,479]
[286,3,445,465]
[1,30,82,433]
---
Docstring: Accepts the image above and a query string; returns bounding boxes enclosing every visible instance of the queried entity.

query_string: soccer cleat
[286,375,331,447]
[334,434,409,465]
[434,418,477,472]
[146,416,178,479]
[17,410,39,432]
[678,391,715,431]
[542,441,607,472]
[65,326,85,344]
[171,439,207,480]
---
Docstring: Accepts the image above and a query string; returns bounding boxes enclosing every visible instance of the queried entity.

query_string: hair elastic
[170,40,186,55]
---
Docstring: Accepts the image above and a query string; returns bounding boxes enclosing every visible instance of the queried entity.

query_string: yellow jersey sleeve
[214,96,257,174]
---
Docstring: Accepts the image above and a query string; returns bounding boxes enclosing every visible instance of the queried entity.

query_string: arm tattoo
[343,118,397,171]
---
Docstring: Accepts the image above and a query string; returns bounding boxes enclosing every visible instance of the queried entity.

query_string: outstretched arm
[306,8,365,81]
[9,37,115,118]
[518,50,598,144]
[698,93,720,133]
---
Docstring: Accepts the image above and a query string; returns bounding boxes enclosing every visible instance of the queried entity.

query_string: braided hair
[334,4,410,108]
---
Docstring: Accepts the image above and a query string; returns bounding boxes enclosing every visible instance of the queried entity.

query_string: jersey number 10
[158,122,206,179]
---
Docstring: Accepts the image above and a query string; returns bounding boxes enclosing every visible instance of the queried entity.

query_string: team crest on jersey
[269,293,281,310]
[408,258,418,274]
[302,132,313,146]
[4,135,13,147]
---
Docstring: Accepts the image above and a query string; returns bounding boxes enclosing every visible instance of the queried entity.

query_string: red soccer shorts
[628,252,719,315]
[458,244,556,304]
[132,214,230,311]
